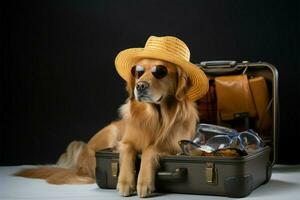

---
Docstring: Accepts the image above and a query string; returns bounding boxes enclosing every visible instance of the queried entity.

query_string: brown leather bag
[215,75,257,121]
[198,74,272,135]
[248,76,273,136]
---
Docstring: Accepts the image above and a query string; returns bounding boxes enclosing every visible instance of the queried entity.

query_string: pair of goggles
[179,124,264,156]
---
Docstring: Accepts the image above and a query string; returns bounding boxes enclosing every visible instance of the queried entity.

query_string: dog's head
[127,58,190,104]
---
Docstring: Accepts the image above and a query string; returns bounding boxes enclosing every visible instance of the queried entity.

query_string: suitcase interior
[95,61,278,198]
[197,61,278,161]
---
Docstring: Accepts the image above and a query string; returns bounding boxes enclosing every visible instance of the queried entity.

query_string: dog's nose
[136,81,149,92]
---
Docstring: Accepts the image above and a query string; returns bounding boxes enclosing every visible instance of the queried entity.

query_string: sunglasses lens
[206,135,232,150]
[131,65,145,79]
[152,65,168,79]
[239,131,263,152]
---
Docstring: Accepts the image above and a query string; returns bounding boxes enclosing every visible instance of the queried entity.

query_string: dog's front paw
[116,180,136,197]
[137,180,155,198]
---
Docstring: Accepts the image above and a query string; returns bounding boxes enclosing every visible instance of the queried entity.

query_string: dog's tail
[14,141,96,184]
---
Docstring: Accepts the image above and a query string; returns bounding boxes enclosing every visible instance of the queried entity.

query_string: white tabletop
[0,165,299,200]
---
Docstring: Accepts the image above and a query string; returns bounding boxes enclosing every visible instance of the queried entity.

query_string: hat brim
[115,48,209,101]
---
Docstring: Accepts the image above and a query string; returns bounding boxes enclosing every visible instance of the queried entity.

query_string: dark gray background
[1,0,299,165]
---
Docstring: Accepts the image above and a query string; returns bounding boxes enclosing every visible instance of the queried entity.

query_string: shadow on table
[272,165,300,173]
[93,187,169,198]
[251,179,300,197]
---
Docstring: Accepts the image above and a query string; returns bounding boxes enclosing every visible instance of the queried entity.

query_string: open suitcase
[95,61,279,198]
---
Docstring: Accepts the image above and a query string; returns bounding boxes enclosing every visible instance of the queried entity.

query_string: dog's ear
[175,67,190,101]
[126,76,135,100]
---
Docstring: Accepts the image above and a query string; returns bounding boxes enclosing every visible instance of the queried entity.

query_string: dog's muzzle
[135,81,152,102]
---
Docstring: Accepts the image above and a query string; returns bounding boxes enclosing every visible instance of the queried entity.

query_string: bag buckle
[206,162,217,184]
[111,160,119,177]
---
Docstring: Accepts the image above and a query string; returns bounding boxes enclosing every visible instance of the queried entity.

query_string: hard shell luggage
[95,61,279,198]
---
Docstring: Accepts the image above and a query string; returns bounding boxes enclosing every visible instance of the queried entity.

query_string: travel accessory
[215,75,257,121]
[214,74,258,130]
[131,65,168,79]
[179,124,264,156]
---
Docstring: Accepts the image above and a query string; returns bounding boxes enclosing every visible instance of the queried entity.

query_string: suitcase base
[96,147,271,198]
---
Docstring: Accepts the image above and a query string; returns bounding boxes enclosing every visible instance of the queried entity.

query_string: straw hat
[115,36,209,101]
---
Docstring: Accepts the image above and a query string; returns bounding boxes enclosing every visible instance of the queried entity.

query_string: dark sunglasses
[131,65,168,79]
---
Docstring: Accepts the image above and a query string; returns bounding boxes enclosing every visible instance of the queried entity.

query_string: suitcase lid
[197,61,279,165]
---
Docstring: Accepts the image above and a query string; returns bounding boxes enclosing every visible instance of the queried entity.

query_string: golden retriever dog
[15,58,199,197]
[15,34,210,198]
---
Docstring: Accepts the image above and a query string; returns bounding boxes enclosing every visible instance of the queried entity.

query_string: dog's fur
[15,59,199,197]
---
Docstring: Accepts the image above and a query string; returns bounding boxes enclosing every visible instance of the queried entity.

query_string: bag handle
[199,60,237,68]
[156,168,187,181]
[196,61,241,74]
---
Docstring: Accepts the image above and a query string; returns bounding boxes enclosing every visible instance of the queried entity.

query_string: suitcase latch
[111,160,119,177]
[206,162,217,184]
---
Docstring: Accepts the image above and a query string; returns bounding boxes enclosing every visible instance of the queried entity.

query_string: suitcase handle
[156,168,187,181]
[196,60,242,74]
[199,60,237,68]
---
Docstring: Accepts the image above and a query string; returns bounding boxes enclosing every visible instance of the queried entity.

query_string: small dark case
[95,61,278,198]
